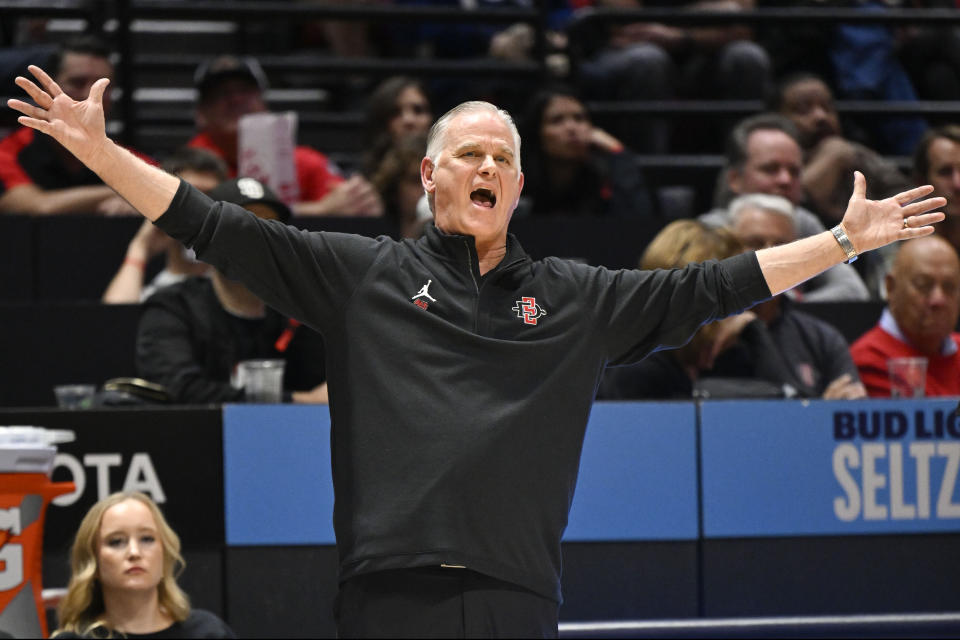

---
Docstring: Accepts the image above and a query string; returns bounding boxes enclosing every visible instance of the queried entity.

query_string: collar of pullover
[417,222,531,277]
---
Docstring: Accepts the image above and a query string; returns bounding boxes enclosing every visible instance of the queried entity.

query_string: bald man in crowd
[851,235,960,397]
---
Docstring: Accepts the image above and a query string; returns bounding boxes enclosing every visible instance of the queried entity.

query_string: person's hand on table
[822,373,867,400]
[293,382,329,404]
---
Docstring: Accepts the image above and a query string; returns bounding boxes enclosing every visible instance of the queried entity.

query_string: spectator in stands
[0,23,56,131]
[897,0,960,110]
[135,177,328,404]
[717,193,867,399]
[386,0,567,116]
[912,125,960,259]
[488,18,570,81]
[102,148,227,304]
[700,113,870,301]
[54,491,234,638]
[295,0,385,110]
[851,235,960,397]
[369,132,433,238]
[772,72,911,225]
[597,219,752,399]
[601,200,867,400]
[516,85,655,219]
[576,0,772,154]
[362,76,433,177]
[820,0,927,156]
[0,35,153,215]
[189,55,382,218]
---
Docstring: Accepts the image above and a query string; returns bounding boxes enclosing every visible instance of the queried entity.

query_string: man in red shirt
[189,55,382,217]
[851,235,960,396]
[0,36,151,215]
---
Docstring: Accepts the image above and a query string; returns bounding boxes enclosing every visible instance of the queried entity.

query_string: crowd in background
[1,0,959,404]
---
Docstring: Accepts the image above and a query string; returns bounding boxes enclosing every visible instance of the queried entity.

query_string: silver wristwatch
[830,225,857,263]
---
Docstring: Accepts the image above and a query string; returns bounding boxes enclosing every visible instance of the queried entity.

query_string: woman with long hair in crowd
[362,75,433,177]
[53,491,233,638]
[369,131,432,238]
[597,220,752,399]
[518,84,657,219]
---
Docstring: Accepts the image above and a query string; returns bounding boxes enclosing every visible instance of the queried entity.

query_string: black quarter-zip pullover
[157,181,771,601]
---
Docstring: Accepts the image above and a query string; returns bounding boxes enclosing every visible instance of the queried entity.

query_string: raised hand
[841,171,946,255]
[7,65,110,166]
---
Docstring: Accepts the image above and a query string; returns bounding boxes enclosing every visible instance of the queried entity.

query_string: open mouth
[470,188,497,209]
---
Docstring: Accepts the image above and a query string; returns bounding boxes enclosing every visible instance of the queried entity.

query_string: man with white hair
[8,65,944,637]
[720,194,867,399]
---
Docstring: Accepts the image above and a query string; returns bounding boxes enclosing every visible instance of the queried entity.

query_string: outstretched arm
[757,171,945,296]
[7,65,179,220]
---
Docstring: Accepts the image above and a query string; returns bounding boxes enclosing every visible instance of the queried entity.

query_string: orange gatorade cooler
[0,426,75,638]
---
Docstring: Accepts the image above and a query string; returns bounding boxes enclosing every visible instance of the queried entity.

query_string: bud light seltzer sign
[700,399,960,537]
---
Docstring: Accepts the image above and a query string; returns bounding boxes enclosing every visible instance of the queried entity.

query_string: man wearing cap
[9,66,946,637]
[135,176,328,404]
[190,55,382,218]
[0,36,155,215]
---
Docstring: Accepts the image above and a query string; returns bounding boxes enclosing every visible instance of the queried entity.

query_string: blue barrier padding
[564,401,698,541]
[223,404,336,545]
[701,398,960,537]
[223,401,698,545]
[224,398,960,544]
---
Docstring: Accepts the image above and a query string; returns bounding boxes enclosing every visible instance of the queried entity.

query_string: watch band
[830,225,858,264]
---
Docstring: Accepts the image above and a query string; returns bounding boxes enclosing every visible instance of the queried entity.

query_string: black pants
[335,567,559,639]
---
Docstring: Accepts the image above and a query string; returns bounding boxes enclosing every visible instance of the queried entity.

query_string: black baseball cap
[208,177,292,223]
[194,55,268,103]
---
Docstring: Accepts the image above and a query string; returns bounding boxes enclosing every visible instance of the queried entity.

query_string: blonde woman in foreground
[53,492,233,639]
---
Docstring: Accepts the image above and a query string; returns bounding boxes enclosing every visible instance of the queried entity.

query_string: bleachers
[2,1,952,407]
[6,2,954,184]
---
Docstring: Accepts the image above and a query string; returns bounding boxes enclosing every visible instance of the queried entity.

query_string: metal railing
[5,3,959,164]
[559,612,960,639]
[568,6,960,33]
[568,6,960,123]
[110,0,550,144]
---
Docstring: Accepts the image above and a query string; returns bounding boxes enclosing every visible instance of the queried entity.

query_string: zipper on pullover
[464,237,530,336]
[463,239,482,333]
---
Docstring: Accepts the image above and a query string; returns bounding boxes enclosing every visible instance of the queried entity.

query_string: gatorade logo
[0,506,23,590]
[0,479,74,637]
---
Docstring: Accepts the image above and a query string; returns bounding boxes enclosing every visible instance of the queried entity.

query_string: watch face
[832,225,856,262]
